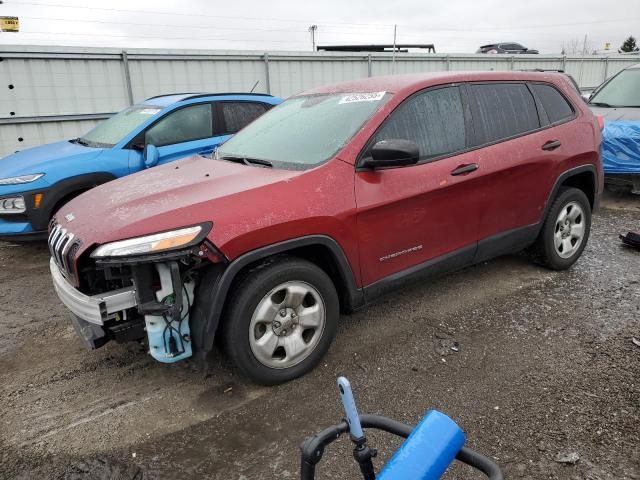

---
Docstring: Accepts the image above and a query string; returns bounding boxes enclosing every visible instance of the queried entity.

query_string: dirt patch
[1,193,639,479]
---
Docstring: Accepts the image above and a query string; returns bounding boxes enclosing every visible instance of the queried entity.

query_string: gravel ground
[0,192,638,480]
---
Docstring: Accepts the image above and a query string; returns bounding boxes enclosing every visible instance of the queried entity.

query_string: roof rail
[520,68,566,73]
[145,92,273,101]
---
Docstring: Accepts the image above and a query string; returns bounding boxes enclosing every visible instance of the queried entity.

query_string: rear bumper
[49,258,138,325]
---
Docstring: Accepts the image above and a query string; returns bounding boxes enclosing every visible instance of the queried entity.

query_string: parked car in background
[49,72,602,385]
[587,63,640,193]
[0,93,281,240]
[477,42,539,54]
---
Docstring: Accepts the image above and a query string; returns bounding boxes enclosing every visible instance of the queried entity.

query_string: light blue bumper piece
[0,218,34,236]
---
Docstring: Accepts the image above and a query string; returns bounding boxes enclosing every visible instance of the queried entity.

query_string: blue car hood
[0,140,104,180]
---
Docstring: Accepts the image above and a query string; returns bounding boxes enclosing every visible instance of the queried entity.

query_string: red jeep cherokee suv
[49,72,603,385]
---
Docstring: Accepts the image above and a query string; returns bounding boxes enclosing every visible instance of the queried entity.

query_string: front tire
[221,257,339,385]
[532,187,592,270]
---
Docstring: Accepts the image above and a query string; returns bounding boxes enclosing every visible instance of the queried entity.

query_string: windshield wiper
[589,101,615,108]
[70,137,91,146]
[221,156,273,168]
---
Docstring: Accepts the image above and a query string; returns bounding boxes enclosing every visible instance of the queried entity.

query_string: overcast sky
[1,0,639,54]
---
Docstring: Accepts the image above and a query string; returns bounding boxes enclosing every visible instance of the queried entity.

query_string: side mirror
[361,139,420,169]
[143,144,159,168]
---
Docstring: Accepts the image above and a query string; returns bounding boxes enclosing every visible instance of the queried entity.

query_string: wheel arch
[32,172,117,230]
[188,235,364,362]
[544,165,597,217]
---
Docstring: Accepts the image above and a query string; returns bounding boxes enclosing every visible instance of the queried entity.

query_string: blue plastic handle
[337,376,364,440]
[377,410,465,480]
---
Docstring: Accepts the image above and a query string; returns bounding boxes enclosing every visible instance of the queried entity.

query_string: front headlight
[91,225,208,258]
[0,196,26,214]
[0,173,45,185]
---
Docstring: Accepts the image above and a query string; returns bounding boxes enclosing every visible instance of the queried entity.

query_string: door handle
[542,140,562,151]
[450,163,479,176]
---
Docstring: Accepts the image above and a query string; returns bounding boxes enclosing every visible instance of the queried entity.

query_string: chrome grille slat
[61,233,75,272]
[48,225,61,257]
[48,222,80,279]
[54,228,67,267]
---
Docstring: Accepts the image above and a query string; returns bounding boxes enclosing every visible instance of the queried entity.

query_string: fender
[189,235,364,366]
[536,164,598,237]
[26,172,117,231]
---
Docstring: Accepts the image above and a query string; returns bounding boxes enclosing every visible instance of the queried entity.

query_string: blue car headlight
[0,173,45,185]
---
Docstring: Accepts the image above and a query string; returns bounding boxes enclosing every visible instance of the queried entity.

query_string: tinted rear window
[531,84,574,124]
[469,83,540,145]
[221,102,268,133]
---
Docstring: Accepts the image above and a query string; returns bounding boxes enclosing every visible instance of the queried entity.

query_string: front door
[355,85,483,287]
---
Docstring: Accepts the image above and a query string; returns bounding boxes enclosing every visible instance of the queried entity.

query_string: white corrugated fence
[1,44,638,157]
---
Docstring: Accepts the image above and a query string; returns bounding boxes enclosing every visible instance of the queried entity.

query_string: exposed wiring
[160,282,192,357]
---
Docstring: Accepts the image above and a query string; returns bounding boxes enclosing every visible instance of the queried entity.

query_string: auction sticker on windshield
[339,92,386,104]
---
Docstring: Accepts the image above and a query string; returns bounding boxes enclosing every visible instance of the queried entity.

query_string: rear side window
[500,43,523,50]
[468,83,540,145]
[373,86,466,161]
[145,103,213,147]
[221,102,268,133]
[531,84,574,124]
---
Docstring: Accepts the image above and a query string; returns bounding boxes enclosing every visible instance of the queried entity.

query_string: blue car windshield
[216,92,390,170]
[78,105,162,148]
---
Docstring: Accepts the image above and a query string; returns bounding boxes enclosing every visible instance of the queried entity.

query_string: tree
[561,38,589,55]
[619,36,639,53]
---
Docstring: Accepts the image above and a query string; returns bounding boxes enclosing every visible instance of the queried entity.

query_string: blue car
[0,92,282,240]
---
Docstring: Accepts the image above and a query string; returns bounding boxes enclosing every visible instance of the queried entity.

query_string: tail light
[596,115,604,130]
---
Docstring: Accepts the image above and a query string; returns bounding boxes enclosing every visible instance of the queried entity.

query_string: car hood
[55,155,303,253]
[0,140,104,179]
[589,106,640,122]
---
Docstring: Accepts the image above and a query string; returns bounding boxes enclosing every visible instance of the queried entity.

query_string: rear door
[465,82,575,260]
[355,85,483,287]
[218,101,269,135]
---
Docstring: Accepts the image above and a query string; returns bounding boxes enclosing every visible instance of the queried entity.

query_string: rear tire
[221,256,339,385]
[532,187,591,270]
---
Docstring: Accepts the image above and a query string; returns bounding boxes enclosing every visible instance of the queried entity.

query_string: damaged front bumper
[50,258,137,325]
[50,258,139,349]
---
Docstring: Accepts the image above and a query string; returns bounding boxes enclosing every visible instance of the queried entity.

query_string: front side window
[531,84,574,124]
[80,105,162,148]
[590,68,640,107]
[372,86,466,161]
[216,92,390,170]
[221,102,268,133]
[468,83,540,145]
[145,103,213,147]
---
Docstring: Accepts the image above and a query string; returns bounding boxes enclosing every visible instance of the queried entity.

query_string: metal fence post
[445,55,450,71]
[263,53,271,94]
[603,56,609,81]
[121,50,134,106]
[367,54,372,77]
[561,55,566,72]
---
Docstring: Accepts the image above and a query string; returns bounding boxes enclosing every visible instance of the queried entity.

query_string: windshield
[590,68,640,107]
[216,92,390,169]
[79,105,162,147]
